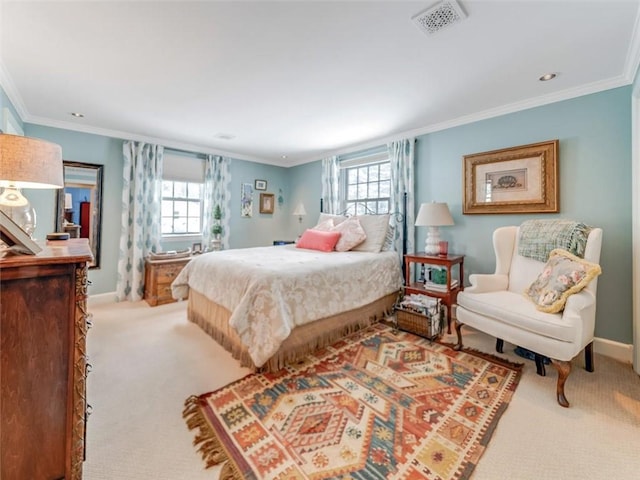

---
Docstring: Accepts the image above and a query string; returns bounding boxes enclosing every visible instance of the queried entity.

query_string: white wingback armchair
[454,225,603,407]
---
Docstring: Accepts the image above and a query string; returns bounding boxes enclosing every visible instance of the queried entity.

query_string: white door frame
[632,87,640,374]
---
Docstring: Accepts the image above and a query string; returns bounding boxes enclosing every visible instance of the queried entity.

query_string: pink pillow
[331,217,367,252]
[296,229,341,252]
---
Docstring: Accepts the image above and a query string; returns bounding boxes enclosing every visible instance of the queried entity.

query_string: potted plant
[212,206,222,236]
[211,205,223,250]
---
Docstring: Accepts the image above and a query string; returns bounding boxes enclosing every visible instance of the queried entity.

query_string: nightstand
[144,256,192,306]
[403,252,464,334]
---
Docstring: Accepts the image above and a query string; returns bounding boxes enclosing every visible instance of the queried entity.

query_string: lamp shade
[0,134,63,189]
[65,193,73,210]
[292,203,307,216]
[415,202,454,227]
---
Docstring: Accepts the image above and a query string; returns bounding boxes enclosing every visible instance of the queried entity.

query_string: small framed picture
[259,193,275,214]
[254,179,267,191]
[0,210,42,255]
[192,242,202,254]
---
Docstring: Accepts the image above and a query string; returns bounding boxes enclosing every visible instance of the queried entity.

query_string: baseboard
[88,291,118,307]
[593,337,634,364]
[452,305,634,365]
[85,299,634,364]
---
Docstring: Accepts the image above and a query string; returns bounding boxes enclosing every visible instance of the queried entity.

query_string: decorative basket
[394,297,444,340]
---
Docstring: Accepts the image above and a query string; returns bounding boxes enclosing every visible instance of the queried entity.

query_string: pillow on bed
[318,213,348,226]
[350,214,390,253]
[312,218,334,231]
[296,229,341,252]
[331,217,367,252]
[381,224,396,251]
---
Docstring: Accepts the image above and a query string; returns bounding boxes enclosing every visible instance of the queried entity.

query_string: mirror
[55,161,103,269]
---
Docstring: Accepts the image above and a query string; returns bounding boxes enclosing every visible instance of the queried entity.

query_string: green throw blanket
[518,219,592,262]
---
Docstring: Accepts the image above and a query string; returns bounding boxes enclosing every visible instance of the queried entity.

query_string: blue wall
[415,87,632,343]
[2,85,634,344]
[22,124,125,296]
[289,86,633,344]
[229,159,291,248]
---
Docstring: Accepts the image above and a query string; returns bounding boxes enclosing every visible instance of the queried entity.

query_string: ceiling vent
[412,0,467,36]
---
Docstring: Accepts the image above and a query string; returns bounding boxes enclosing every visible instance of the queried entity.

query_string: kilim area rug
[183,323,522,480]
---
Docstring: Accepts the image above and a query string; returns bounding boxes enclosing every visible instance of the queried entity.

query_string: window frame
[161,179,204,239]
[339,151,391,215]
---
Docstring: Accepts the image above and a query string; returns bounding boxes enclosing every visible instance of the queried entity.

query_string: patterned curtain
[388,138,415,259]
[321,155,340,213]
[202,155,232,249]
[116,141,164,301]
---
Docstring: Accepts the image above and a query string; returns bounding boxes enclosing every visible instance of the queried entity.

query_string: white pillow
[312,218,334,231]
[318,213,348,226]
[331,217,367,252]
[351,214,390,253]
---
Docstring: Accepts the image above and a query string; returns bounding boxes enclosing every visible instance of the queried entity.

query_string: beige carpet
[83,301,640,480]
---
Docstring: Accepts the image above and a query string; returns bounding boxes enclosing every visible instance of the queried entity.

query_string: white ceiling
[1,0,639,167]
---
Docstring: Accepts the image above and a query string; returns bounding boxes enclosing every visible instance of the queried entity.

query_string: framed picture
[463,140,559,214]
[192,242,202,254]
[241,183,253,217]
[0,210,42,255]
[259,193,275,214]
[254,179,267,191]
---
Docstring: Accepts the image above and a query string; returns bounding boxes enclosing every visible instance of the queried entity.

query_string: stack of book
[424,279,458,292]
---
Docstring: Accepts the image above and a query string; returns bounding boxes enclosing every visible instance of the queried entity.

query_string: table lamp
[0,134,63,237]
[415,201,454,255]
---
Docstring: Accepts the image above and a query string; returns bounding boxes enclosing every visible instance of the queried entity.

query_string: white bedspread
[172,245,402,367]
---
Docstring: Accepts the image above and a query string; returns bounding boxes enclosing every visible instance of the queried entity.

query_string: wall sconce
[415,201,454,255]
[0,134,63,237]
[292,203,307,224]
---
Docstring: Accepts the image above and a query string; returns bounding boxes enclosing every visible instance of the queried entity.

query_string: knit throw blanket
[518,219,592,262]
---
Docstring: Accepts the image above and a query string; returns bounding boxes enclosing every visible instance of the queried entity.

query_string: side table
[144,256,192,306]
[403,252,464,334]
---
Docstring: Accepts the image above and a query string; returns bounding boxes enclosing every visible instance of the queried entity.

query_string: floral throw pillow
[524,248,602,313]
[331,217,367,252]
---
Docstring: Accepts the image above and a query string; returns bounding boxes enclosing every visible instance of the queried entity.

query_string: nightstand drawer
[156,263,184,283]
[144,257,191,307]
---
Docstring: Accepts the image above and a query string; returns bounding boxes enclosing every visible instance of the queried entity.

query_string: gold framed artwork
[463,140,559,214]
[259,193,275,214]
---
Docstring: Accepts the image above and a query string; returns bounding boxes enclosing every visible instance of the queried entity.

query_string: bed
[171,213,404,372]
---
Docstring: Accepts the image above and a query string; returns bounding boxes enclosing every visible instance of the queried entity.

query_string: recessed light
[281,155,288,159]
[539,73,557,82]
[70,112,84,117]
[214,133,236,140]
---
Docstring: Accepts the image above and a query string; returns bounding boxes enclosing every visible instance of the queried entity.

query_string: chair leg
[550,359,571,408]
[495,338,504,353]
[453,320,464,351]
[585,342,595,372]
[534,354,547,376]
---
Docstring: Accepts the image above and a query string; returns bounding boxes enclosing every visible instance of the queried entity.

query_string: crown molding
[2,65,636,170]
[21,112,285,166]
[625,5,640,86]
[0,60,28,120]
[289,74,633,167]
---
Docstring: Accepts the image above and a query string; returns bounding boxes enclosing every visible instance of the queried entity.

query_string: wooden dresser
[144,256,191,306]
[0,239,93,480]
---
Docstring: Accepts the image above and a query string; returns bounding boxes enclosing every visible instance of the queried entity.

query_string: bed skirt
[187,289,399,372]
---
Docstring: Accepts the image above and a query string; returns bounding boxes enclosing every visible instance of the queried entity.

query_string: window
[161,180,203,235]
[341,155,391,215]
